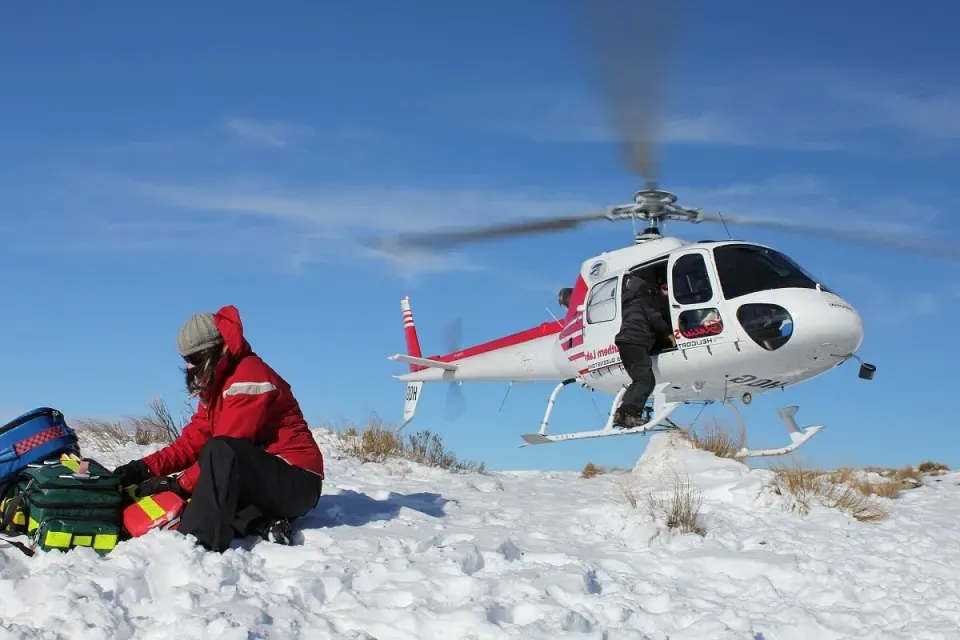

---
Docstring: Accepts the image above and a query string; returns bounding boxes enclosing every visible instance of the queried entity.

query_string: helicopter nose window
[713,244,828,299]
[737,303,794,351]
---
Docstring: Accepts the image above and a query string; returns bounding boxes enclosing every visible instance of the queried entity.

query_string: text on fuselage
[729,374,785,389]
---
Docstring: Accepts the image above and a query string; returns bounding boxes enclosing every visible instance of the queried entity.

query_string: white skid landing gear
[520,380,681,446]
[727,402,824,458]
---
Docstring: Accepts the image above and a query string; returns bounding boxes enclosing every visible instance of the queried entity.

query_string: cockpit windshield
[712,243,831,299]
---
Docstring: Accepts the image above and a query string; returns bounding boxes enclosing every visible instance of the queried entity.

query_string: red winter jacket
[142,305,325,494]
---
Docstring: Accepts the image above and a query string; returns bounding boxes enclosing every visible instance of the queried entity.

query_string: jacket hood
[212,305,251,358]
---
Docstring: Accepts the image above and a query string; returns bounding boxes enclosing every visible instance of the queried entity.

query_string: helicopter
[365,0,960,457]
[385,191,881,458]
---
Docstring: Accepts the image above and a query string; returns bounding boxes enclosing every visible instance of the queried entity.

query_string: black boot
[614,408,648,428]
[613,408,629,427]
[620,414,649,428]
[250,517,294,545]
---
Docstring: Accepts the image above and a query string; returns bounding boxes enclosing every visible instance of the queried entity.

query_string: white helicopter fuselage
[394,236,866,409]
[558,286,863,403]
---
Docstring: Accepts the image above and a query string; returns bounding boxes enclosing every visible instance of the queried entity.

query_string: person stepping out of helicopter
[613,272,673,428]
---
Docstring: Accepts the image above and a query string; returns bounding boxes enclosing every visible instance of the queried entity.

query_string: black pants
[616,340,656,416]
[178,436,324,552]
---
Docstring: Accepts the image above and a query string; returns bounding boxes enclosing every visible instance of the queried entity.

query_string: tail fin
[399,296,424,430]
[401,296,423,371]
[401,380,423,431]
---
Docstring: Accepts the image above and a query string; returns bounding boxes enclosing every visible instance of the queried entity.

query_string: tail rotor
[442,315,467,420]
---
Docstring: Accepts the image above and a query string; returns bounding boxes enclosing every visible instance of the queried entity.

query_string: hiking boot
[612,409,629,427]
[252,517,293,545]
[618,413,649,429]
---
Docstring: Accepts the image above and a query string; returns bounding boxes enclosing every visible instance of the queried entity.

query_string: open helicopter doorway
[624,258,675,355]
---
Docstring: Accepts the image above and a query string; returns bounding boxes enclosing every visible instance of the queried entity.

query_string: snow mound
[0,428,958,639]
[629,431,788,509]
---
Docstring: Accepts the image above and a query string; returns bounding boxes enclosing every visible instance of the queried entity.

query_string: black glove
[113,459,151,487]
[135,475,185,499]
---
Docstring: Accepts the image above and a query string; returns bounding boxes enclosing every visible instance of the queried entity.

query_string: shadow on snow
[300,489,451,529]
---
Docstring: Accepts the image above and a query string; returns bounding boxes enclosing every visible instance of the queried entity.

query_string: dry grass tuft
[75,397,188,450]
[74,418,132,453]
[770,460,890,522]
[683,419,746,459]
[647,474,706,536]
[890,466,923,489]
[337,420,399,463]
[852,464,933,488]
[579,462,630,478]
[336,416,485,473]
[620,481,639,508]
[581,462,605,478]
[918,461,949,473]
[619,472,706,536]
[127,397,184,445]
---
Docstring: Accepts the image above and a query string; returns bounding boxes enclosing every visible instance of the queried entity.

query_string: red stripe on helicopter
[561,330,584,352]
[562,275,588,325]
[408,274,587,371]
[410,321,564,371]
[559,315,583,339]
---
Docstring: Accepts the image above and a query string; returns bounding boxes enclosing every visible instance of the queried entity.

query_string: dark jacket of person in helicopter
[614,273,672,426]
[617,274,671,347]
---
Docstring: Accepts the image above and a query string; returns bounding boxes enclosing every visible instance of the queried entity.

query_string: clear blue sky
[2,1,958,472]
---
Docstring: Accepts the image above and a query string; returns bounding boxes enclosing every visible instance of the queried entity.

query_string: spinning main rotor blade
[574,0,688,189]
[701,212,960,262]
[364,211,611,251]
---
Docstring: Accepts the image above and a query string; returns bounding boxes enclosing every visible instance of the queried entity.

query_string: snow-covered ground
[2,430,959,639]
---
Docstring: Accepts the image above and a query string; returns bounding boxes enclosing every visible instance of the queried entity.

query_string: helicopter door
[666,248,736,351]
[577,274,623,377]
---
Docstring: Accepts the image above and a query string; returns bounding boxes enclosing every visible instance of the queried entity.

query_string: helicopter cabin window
[585,276,618,323]
[713,244,827,300]
[677,308,724,341]
[671,253,713,304]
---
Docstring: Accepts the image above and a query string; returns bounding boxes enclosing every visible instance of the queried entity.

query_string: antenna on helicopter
[715,211,733,240]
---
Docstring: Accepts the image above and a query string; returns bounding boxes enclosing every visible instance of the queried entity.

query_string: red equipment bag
[122,490,186,537]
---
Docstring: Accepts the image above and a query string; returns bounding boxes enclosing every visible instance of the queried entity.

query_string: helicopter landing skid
[726,402,824,458]
[520,381,681,446]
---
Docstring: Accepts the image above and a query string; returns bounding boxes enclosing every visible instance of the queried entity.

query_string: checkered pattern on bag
[13,425,68,456]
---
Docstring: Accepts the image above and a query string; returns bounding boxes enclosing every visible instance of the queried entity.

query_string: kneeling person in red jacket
[114,305,325,552]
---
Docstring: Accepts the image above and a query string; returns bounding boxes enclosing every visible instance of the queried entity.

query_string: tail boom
[390,296,567,430]
[395,328,565,382]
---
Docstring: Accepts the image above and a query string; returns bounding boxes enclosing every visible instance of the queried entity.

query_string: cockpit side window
[671,253,714,304]
[585,276,618,323]
[713,244,824,299]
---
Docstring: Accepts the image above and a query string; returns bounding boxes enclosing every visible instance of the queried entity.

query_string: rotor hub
[604,189,703,225]
[634,189,677,207]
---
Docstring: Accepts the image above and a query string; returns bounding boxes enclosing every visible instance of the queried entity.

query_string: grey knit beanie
[177,312,223,357]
